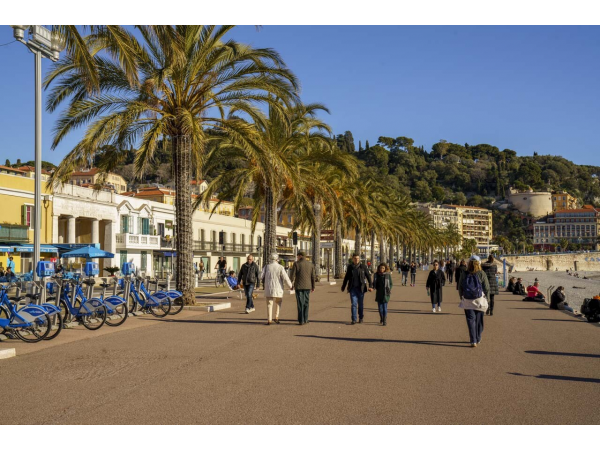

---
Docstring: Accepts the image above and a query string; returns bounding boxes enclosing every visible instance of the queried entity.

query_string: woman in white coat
[261,253,293,325]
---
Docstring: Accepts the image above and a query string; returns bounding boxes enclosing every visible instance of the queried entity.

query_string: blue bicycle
[0,282,51,343]
[56,275,107,330]
[119,276,172,317]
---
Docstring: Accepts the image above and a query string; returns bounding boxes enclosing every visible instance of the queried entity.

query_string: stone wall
[508,190,552,217]
[503,252,600,272]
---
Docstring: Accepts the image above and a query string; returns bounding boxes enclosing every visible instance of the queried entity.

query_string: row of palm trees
[45,25,466,304]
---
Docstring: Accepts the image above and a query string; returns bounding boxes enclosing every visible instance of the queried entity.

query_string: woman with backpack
[373,263,393,326]
[426,260,445,313]
[458,255,490,347]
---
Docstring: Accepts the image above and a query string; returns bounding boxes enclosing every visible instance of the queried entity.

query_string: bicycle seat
[99,283,111,288]
[82,279,96,286]
[10,296,26,301]
[26,293,41,300]
[159,283,168,289]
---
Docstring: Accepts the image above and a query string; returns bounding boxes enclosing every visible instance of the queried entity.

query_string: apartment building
[533,205,599,249]
[552,191,578,211]
[69,168,128,193]
[417,203,493,248]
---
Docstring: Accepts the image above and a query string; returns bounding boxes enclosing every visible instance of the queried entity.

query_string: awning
[0,246,11,252]
[162,252,177,257]
[12,244,59,253]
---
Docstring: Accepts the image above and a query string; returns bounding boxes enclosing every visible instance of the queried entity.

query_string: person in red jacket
[527,281,545,301]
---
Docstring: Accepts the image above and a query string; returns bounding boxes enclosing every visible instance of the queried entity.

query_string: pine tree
[4,159,9,166]
[365,140,370,151]
[358,141,363,152]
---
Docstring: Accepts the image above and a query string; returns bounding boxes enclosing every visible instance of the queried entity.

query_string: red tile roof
[555,207,598,214]
[0,165,26,174]
[71,168,100,176]
[17,165,51,175]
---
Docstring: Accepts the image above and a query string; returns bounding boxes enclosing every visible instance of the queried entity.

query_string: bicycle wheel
[214,275,221,288]
[44,311,64,341]
[117,291,138,314]
[15,311,51,343]
[81,303,107,330]
[168,294,185,315]
[105,301,128,327]
[149,295,171,317]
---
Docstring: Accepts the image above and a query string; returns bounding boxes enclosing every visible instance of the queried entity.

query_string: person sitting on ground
[507,277,516,292]
[513,278,526,296]
[526,281,545,302]
[550,286,573,312]
[226,271,239,290]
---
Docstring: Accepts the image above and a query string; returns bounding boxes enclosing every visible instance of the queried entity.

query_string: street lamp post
[11,26,65,279]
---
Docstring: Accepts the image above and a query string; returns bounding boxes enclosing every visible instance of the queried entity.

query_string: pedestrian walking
[373,263,392,326]
[198,261,205,280]
[455,260,466,290]
[481,255,499,316]
[341,253,373,324]
[447,260,456,283]
[261,253,293,325]
[458,255,490,347]
[400,259,410,286]
[410,261,417,286]
[238,254,261,313]
[426,260,445,313]
[289,252,316,325]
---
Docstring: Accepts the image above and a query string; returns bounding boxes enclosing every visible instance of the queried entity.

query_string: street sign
[321,242,334,249]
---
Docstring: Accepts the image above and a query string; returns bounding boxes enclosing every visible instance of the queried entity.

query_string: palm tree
[45,25,298,304]
[197,101,330,265]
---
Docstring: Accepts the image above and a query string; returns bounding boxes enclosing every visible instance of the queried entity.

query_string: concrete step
[0,348,16,360]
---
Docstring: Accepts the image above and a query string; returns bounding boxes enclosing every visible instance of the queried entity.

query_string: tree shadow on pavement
[524,350,600,359]
[508,372,600,384]
[531,318,584,323]
[296,334,469,348]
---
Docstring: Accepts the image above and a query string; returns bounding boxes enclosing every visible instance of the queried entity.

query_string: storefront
[2,244,58,273]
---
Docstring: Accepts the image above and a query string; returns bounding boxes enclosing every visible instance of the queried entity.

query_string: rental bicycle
[145,276,184,315]
[0,282,51,343]
[215,270,227,288]
[56,275,108,331]
[118,276,172,317]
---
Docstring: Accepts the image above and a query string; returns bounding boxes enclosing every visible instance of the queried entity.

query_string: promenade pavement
[1,271,599,424]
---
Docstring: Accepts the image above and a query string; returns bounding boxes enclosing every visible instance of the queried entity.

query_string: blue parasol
[61,245,115,259]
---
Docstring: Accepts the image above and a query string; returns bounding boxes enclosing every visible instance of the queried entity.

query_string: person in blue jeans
[238,255,260,313]
[341,253,373,324]
[373,263,392,326]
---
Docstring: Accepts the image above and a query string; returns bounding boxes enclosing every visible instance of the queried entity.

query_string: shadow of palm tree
[524,350,600,358]
[296,334,468,348]
[508,372,600,384]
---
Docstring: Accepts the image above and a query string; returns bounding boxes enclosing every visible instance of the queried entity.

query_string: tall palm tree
[45,25,298,304]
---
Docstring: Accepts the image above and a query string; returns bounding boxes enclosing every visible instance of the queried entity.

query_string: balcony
[193,241,256,254]
[116,233,160,250]
[0,224,29,242]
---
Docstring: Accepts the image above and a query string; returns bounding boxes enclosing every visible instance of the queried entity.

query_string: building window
[22,204,34,228]
[120,250,128,266]
[141,251,147,271]
[121,215,132,233]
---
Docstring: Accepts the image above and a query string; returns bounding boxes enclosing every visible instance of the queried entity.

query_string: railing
[116,233,160,249]
[192,241,256,253]
[0,224,29,242]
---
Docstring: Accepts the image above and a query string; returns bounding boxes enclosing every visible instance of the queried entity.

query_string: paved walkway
[1,272,598,424]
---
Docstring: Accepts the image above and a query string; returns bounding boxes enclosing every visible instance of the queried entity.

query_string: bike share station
[0,246,185,349]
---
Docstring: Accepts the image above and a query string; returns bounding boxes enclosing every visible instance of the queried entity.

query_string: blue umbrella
[61,246,115,259]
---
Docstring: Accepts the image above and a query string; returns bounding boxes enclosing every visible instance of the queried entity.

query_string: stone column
[105,221,117,267]
[52,215,59,243]
[91,219,100,245]
[67,216,76,244]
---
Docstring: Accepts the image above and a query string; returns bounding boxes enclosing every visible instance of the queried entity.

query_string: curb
[0,348,16,360]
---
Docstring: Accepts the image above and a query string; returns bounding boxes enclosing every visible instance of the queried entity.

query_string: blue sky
[0,25,599,167]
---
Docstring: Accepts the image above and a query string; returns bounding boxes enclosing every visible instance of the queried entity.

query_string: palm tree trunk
[370,231,375,265]
[312,201,322,275]
[263,186,277,266]
[354,226,361,256]
[334,220,343,278]
[173,135,194,305]
[389,240,394,267]
[379,236,385,264]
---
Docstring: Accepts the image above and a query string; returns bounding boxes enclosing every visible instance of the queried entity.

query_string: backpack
[463,273,483,300]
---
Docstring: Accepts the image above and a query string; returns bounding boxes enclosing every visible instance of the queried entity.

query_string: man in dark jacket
[400,259,410,286]
[550,286,573,312]
[341,253,373,324]
[447,260,456,283]
[455,260,467,290]
[513,277,526,296]
[238,255,260,314]
[481,255,499,315]
[290,252,316,325]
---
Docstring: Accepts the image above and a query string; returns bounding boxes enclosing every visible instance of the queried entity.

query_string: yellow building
[552,191,578,211]
[70,168,128,193]
[0,171,55,273]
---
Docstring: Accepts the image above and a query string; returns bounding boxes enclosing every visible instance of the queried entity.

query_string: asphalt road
[1,271,599,424]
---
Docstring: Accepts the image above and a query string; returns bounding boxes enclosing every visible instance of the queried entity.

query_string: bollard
[194,273,199,288]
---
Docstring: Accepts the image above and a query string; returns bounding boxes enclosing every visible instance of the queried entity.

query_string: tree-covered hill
[335,132,600,208]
